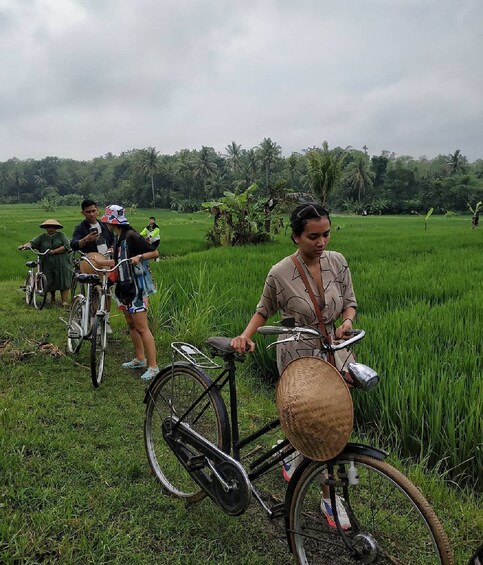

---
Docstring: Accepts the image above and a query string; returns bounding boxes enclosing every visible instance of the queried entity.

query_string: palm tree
[257,137,281,195]
[286,152,301,190]
[446,149,467,176]
[33,167,48,189]
[345,154,374,204]
[194,146,218,200]
[225,141,242,179]
[0,167,11,196]
[135,147,162,208]
[304,145,348,205]
[13,168,27,203]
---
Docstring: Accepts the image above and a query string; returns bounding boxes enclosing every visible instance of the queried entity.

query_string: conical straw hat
[276,357,353,461]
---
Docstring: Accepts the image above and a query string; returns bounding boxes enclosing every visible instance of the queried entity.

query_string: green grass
[1,205,482,563]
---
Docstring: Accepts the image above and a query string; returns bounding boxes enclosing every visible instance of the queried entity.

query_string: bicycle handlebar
[80,255,132,274]
[19,246,51,256]
[257,325,365,351]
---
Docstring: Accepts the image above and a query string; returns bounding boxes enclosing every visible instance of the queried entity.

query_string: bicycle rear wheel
[288,454,453,565]
[90,316,107,388]
[33,273,47,310]
[24,272,34,305]
[144,364,229,503]
[67,295,85,354]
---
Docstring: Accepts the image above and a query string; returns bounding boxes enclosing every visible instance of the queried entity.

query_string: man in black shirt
[71,199,114,254]
[71,199,114,333]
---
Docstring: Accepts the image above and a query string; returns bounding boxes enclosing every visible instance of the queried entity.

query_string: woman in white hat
[18,219,72,306]
[100,205,160,381]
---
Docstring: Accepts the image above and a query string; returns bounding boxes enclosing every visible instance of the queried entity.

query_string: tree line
[1,140,482,215]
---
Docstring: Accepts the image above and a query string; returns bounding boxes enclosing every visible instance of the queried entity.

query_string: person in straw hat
[100,204,160,382]
[18,219,72,306]
[231,202,357,529]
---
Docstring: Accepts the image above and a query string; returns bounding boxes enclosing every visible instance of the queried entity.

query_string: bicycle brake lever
[266,336,296,349]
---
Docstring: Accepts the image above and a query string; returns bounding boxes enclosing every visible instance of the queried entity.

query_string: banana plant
[424,207,433,230]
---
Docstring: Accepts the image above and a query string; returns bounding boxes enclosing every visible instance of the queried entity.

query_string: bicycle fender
[143,361,211,404]
[340,442,388,460]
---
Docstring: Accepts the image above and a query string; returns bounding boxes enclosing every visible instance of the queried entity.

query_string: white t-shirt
[91,222,108,256]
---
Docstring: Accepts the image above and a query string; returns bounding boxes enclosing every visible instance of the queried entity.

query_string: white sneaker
[321,495,351,530]
[272,441,303,482]
[106,322,113,335]
[140,367,159,381]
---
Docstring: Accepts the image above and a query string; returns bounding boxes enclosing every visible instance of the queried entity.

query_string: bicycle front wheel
[24,272,34,305]
[33,273,47,310]
[67,295,85,354]
[88,286,102,336]
[70,273,81,303]
[144,364,229,503]
[288,454,453,565]
[90,316,107,387]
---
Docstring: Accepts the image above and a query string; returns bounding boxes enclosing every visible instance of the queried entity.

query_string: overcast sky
[1,0,481,162]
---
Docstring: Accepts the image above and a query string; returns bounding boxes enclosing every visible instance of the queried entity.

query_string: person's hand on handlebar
[335,318,353,340]
[231,334,255,354]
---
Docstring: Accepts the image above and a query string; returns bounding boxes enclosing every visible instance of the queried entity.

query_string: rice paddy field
[0,204,481,564]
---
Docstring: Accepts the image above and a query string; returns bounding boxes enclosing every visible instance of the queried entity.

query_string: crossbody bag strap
[291,254,335,366]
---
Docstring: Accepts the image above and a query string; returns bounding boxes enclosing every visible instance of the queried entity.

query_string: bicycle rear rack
[171,342,221,370]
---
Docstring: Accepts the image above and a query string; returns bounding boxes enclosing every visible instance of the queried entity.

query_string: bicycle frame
[21,246,50,309]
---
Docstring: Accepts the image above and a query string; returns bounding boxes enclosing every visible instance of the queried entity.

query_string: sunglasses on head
[296,204,324,219]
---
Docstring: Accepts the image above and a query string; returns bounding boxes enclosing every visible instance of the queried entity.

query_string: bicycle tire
[33,273,47,310]
[144,364,229,503]
[24,272,34,305]
[70,272,85,303]
[88,286,102,336]
[287,454,454,565]
[67,295,85,354]
[90,316,107,388]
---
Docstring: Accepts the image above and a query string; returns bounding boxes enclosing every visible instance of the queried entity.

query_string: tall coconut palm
[446,149,467,176]
[13,169,27,203]
[345,154,374,203]
[135,147,162,208]
[225,141,242,179]
[304,145,348,205]
[286,152,301,190]
[0,167,11,195]
[257,137,281,195]
[194,146,218,200]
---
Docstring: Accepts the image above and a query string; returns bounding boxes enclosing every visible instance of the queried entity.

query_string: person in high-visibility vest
[140,217,160,249]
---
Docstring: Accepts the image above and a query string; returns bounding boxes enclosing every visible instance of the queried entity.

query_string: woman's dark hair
[149,216,155,221]
[290,203,331,236]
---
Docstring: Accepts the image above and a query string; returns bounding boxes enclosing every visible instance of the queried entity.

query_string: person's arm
[50,233,70,255]
[127,231,159,265]
[335,306,357,339]
[231,312,267,353]
[334,256,358,340]
[71,223,95,251]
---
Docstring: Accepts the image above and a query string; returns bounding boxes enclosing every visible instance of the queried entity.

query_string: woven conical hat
[80,252,109,274]
[276,357,353,461]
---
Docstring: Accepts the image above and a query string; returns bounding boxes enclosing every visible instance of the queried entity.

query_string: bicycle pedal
[269,502,285,519]
[186,455,206,471]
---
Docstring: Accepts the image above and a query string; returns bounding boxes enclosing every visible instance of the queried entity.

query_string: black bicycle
[143,324,453,564]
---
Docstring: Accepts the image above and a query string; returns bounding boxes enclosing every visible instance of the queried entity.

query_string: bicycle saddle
[206,337,246,362]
